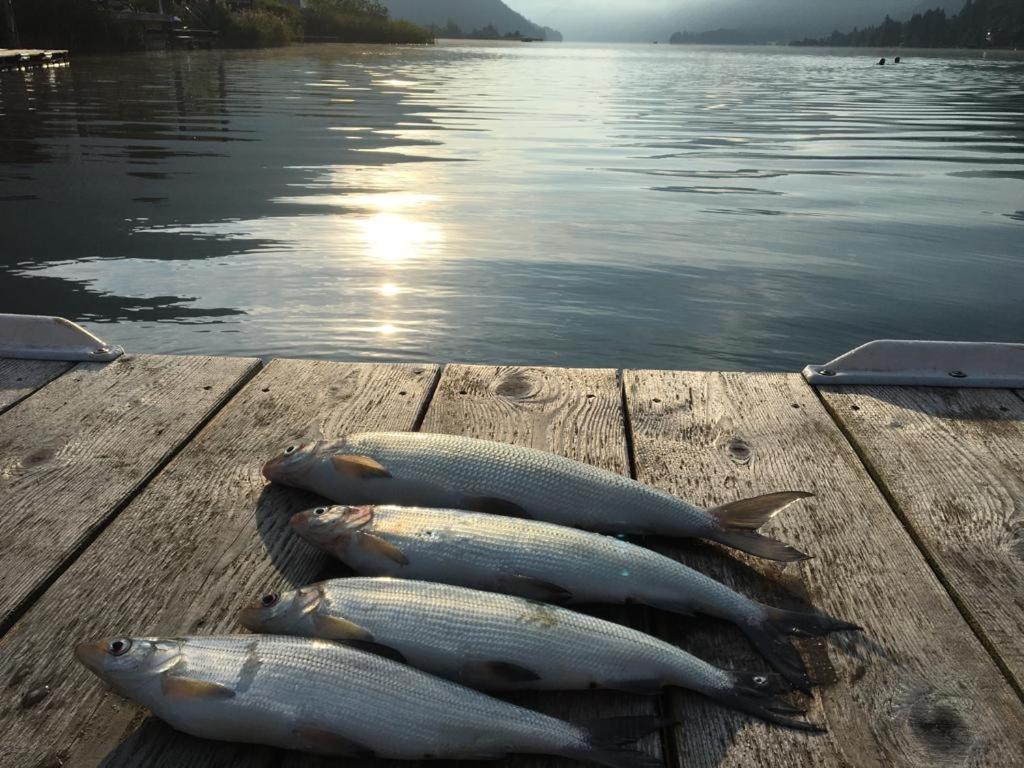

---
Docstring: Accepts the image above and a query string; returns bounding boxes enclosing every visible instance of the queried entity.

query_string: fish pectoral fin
[313,614,374,642]
[463,495,532,519]
[160,673,235,700]
[463,660,542,686]
[294,723,375,757]
[331,454,392,480]
[340,639,409,664]
[497,575,573,605]
[355,531,410,565]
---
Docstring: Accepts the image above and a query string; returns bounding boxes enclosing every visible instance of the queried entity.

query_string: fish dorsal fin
[161,673,235,700]
[497,575,572,604]
[464,660,542,686]
[331,454,392,479]
[342,640,408,665]
[293,723,375,757]
[313,614,374,642]
[463,496,532,519]
[356,531,409,565]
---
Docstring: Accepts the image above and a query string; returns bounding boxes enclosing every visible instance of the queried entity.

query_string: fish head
[262,441,322,484]
[74,636,183,698]
[290,504,374,551]
[238,584,323,636]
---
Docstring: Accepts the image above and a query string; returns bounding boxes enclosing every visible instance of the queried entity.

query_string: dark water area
[1,43,1022,370]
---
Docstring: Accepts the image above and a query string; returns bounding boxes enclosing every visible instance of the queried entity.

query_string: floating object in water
[263,432,815,561]
[894,56,901,63]
[289,505,861,692]
[878,57,886,65]
[74,634,668,767]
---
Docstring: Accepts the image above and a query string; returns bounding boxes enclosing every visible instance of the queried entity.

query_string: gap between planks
[812,383,1024,706]
[0,358,265,638]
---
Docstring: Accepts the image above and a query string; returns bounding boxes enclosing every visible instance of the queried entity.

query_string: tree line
[7,0,433,52]
[427,18,559,41]
[792,0,1024,48]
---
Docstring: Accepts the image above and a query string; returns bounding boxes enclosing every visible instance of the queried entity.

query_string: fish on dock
[262,432,814,561]
[289,505,859,692]
[239,577,821,730]
[74,634,667,767]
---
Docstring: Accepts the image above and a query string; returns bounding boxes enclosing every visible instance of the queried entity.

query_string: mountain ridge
[381,0,561,40]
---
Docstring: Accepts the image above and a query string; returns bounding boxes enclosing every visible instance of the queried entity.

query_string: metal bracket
[0,314,123,362]
[804,340,1024,388]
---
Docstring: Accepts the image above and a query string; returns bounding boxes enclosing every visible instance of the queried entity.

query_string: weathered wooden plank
[818,385,1024,694]
[422,365,664,768]
[0,360,439,768]
[0,357,73,413]
[282,364,664,768]
[624,371,1024,768]
[0,354,259,633]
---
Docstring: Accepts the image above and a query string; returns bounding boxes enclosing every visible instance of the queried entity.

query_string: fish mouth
[262,443,314,481]
[289,509,313,529]
[74,640,108,674]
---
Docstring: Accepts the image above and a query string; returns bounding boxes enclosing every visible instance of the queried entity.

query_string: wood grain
[624,370,1024,768]
[818,385,1024,694]
[0,357,73,413]
[0,354,259,632]
[0,360,438,768]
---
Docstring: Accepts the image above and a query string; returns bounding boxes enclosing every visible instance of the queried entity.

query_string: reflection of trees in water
[0,47,434,324]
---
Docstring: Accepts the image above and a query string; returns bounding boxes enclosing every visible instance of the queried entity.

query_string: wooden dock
[0,354,1022,767]
[0,48,69,71]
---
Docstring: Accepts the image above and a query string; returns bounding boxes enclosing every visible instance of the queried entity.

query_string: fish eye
[260,593,279,607]
[108,638,132,657]
[284,445,298,455]
[314,507,326,516]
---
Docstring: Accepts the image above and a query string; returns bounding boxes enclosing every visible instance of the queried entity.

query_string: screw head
[948,370,967,379]
[819,369,836,377]
[93,346,111,355]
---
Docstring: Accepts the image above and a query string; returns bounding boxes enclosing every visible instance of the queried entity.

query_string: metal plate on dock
[804,339,1024,387]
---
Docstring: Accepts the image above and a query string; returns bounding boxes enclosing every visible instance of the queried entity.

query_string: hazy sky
[510,0,958,40]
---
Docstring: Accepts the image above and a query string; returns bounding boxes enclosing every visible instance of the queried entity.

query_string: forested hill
[382,0,561,40]
[793,0,1024,47]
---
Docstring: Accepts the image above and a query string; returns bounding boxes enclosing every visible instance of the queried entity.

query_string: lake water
[1,42,1022,370]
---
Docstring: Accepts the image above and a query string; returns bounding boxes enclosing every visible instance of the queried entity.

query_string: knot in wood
[494,370,539,400]
[725,437,752,465]
[20,447,55,469]
[902,692,974,761]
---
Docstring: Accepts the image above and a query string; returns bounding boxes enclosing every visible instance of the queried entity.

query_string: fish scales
[349,505,753,618]
[289,504,860,694]
[75,634,662,764]
[263,431,816,561]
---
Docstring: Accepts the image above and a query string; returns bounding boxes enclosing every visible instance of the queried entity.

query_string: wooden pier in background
[0,48,69,71]
[0,354,1022,767]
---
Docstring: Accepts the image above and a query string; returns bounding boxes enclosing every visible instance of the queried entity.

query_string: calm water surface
[1,43,1022,370]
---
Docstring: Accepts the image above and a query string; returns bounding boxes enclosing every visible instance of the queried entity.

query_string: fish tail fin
[700,670,825,732]
[739,605,862,693]
[707,491,814,561]
[566,716,673,768]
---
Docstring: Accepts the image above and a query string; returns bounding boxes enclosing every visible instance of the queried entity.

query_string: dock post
[1,0,18,48]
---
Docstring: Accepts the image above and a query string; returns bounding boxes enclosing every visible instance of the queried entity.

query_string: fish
[74,633,667,767]
[239,577,822,731]
[289,505,860,692]
[262,432,813,561]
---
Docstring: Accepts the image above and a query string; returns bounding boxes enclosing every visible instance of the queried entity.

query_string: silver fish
[74,634,665,767]
[239,577,820,731]
[289,505,859,692]
[262,431,813,561]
